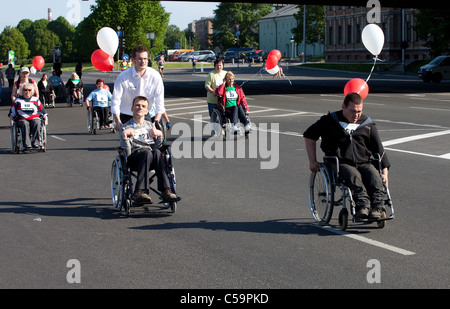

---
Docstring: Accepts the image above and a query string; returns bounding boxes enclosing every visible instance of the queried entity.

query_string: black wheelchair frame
[210,107,251,140]
[110,143,179,216]
[87,107,115,135]
[308,154,394,231]
[10,117,47,153]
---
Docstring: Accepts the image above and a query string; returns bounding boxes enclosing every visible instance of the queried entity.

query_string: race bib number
[132,127,154,144]
[21,102,35,111]
[96,94,108,104]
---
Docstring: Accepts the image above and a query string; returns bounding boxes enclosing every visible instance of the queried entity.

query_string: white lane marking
[51,135,66,141]
[383,129,450,146]
[318,226,416,256]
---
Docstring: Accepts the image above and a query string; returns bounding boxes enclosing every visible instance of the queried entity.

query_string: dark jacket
[303,110,390,169]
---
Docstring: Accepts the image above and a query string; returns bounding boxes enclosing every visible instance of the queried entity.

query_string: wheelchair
[110,142,179,216]
[10,117,47,153]
[40,93,56,108]
[210,106,252,140]
[87,107,115,134]
[308,155,394,231]
[67,91,84,107]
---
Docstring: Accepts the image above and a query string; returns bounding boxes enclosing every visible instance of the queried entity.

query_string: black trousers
[339,163,386,210]
[127,149,170,193]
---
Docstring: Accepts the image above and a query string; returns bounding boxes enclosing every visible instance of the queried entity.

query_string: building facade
[325,6,429,62]
[258,5,324,59]
[195,17,214,50]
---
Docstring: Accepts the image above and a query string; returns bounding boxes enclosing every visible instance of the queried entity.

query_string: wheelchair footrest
[353,214,394,223]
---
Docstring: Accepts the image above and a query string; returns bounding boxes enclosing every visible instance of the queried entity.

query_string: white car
[182,50,216,62]
[418,55,450,83]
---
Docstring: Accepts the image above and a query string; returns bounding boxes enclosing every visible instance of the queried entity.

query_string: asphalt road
[0,64,449,292]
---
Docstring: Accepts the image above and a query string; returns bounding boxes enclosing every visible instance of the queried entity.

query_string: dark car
[242,51,261,63]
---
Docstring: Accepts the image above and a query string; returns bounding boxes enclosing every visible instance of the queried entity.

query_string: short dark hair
[343,92,362,107]
[132,95,148,107]
[131,45,148,58]
[214,57,224,67]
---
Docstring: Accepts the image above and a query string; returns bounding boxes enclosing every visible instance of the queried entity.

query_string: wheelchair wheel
[308,164,334,225]
[10,124,20,154]
[377,211,386,228]
[338,208,349,231]
[111,156,125,211]
[40,124,47,152]
[87,110,93,134]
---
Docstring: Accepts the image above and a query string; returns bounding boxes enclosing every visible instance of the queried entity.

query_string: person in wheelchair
[65,72,83,104]
[119,96,177,204]
[38,73,56,107]
[9,83,48,152]
[303,92,390,219]
[215,71,251,133]
[86,79,112,128]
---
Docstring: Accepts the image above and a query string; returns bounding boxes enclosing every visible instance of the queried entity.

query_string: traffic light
[150,39,154,48]
[122,38,125,48]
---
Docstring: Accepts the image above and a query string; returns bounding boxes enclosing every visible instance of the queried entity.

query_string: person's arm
[304,137,320,172]
[111,77,124,129]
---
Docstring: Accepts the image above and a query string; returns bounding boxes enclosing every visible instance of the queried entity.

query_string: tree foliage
[414,8,450,57]
[73,0,169,59]
[0,26,30,60]
[212,3,273,50]
[292,5,325,45]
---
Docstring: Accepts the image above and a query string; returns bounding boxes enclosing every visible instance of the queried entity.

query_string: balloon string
[239,67,265,88]
[365,56,384,83]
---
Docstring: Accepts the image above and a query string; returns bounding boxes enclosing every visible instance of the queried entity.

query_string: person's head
[20,66,29,78]
[131,96,149,117]
[96,78,104,90]
[342,92,363,123]
[214,57,224,72]
[20,83,34,98]
[131,45,149,71]
[224,71,235,86]
[71,72,79,80]
[41,73,48,81]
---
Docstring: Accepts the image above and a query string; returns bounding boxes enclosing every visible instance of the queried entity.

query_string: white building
[258,5,324,59]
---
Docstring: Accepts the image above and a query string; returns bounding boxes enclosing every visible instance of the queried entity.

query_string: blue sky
[0,1,219,32]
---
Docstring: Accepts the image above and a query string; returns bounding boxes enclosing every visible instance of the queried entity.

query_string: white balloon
[361,24,384,56]
[266,65,279,75]
[29,66,36,74]
[96,27,119,56]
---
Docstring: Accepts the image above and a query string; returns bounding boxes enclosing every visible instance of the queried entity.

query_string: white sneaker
[244,123,252,132]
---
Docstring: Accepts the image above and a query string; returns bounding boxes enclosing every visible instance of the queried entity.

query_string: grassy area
[301,62,390,73]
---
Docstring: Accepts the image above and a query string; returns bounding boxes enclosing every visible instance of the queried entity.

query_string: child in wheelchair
[119,96,177,204]
[215,71,251,133]
[9,83,48,152]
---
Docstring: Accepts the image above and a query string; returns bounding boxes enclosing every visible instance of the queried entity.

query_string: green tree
[414,8,450,57]
[212,3,273,50]
[73,0,169,59]
[164,25,184,49]
[0,26,30,60]
[292,5,325,46]
[48,17,76,60]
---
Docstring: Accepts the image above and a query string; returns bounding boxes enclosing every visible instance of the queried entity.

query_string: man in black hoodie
[303,92,390,219]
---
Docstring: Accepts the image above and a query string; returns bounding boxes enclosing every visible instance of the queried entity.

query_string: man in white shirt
[111,45,165,130]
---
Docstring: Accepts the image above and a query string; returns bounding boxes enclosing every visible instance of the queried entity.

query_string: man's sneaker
[244,123,252,132]
[162,188,177,202]
[369,207,383,219]
[356,207,370,219]
[133,190,152,203]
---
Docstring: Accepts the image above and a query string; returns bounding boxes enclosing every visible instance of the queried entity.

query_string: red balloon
[268,49,281,61]
[32,56,45,71]
[265,54,279,70]
[91,49,114,71]
[344,78,369,100]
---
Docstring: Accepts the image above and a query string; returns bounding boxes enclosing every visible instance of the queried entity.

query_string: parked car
[418,55,450,83]
[241,51,261,63]
[183,50,216,62]
[223,47,254,63]
[172,52,187,62]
